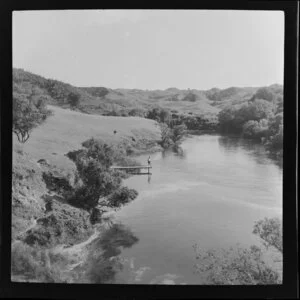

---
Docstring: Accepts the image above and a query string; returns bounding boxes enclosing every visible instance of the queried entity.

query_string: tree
[265,125,283,153]
[268,113,283,136]
[146,108,161,122]
[171,124,187,144]
[183,92,197,102]
[255,87,275,102]
[253,217,282,253]
[218,106,238,133]
[13,94,51,143]
[67,138,138,211]
[68,92,81,108]
[242,119,268,140]
[159,123,173,148]
[245,99,274,121]
[218,100,274,135]
[159,109,171,124]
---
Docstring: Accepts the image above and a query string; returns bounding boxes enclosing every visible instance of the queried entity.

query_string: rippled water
[100,134,282,284]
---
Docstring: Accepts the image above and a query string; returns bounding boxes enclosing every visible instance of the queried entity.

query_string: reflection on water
[88,135,282,284]
[82,222,139,284]
[161,145,186,159]
[218,135,283,168]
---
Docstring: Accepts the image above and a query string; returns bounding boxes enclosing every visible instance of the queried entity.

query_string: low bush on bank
[107,187,138,208]
[23,200,92,248]
[194,217,282,285]
[159,123,187,149]
[11,241,68,283]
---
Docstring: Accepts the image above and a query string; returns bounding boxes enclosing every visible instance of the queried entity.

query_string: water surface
[102,135,282,284]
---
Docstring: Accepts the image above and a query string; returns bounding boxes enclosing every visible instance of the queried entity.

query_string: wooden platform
[110,165,152,174]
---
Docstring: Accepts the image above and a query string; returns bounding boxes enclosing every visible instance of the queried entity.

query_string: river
[97,134,283,284]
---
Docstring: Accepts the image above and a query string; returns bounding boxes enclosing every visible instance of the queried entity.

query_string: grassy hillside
[13,68,283,117]
[12,104,161,282]
[14,105,160,176]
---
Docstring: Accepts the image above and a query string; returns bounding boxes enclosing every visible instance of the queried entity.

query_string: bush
[218,100,274,135]
[23,200,92,248]
[255,87,275,102]
[242,119,268,140]
[159,123,174,149]
[193,245,281,285]
[253,217,282,253]
[107,187,138,208]
[171,124,187,144]
[194,217,282,285]
[68,92,81,107]
[128,108,146,117]
[183,92,196,102]
[11,241,67,282]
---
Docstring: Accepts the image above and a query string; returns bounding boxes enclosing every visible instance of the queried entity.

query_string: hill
[14,105,160,177]
[13,68,283,117]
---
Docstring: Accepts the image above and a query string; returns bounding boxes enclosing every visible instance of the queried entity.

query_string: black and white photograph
[10,9,287,287]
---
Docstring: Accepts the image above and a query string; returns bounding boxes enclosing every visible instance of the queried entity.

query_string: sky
[13,10,284,90]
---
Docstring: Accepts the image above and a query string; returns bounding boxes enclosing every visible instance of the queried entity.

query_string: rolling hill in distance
[13,68,283,117]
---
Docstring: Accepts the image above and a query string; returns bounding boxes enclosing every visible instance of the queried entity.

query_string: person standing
[147,156,151,166]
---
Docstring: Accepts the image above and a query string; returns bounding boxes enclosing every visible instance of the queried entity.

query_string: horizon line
[13,66,284,92]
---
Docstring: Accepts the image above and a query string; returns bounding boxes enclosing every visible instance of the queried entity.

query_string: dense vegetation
[217,87,283,157]
[13,68,283,160]
[194,217,282,284]
[66,138,139,211]
[13,90,52,143]
[11,68,284,284]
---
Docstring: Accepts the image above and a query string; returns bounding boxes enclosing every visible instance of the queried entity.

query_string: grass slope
[15,105,160,174]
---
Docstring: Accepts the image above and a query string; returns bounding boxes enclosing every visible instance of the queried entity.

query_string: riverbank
[11,105,161,282]
[11,105,282,283]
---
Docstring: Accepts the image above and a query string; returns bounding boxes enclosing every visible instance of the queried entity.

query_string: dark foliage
[13,93,52,143]
[68,92,81,107]
[107,187,138,208]
[194,217,282,285]
[66,138,138,211]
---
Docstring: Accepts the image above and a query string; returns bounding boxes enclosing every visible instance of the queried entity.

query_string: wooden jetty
[110,165,152,175]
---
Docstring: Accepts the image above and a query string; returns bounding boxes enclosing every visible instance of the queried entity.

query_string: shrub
[171,124,187,145]
[68,92,81,107]
[242,119,268,140]
[107,187,138,208]
[183,92,197,102]
[128,108,146,117]
[23,201,92,248]
[193,245,281,285]
[11,241,69,283]
[218,100,274,135]
[194,217,282,285]
[159,123,174,148]
[253,217,282,253]
[255,87,275,102]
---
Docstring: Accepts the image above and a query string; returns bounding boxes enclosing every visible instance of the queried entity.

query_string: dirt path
[52,228,101,256]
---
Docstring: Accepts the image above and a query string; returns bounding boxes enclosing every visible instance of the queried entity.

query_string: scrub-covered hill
[13,68,283,118]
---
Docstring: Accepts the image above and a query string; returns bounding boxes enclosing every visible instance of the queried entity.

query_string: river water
[100,134,282,284]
